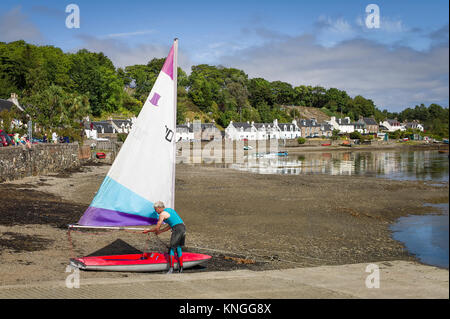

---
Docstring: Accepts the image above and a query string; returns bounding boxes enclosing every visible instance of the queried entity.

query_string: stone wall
[86,140,122,164]
[0,144,80,182]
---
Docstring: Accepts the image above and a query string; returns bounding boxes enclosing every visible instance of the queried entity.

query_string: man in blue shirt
[143,201,186,274]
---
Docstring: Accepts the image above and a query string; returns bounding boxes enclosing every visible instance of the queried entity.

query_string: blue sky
[0,0,448,112]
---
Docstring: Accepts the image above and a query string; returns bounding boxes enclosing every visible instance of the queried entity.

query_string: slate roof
[91,121,116,133]
[112,119,132,127]
[229,122,254,130]
[298,119,321,127]
[363,117,378,125]
[176,124,193,133]
[278,123,298,131]
[0,99,16,112]
[336,117,352,125]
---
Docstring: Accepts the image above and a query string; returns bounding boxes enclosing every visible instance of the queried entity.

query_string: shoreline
[0,151,448,288]
[278,142,447,153]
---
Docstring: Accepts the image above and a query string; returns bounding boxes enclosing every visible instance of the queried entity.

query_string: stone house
[357,116,379,134]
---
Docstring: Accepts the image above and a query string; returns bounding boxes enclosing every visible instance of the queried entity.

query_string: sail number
[165,125,174,142]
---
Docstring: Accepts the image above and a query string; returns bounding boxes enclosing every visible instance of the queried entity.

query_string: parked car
[0,130,14,147]
[0,135,7,147]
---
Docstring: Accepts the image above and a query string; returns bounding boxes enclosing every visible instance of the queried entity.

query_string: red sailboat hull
[70,252,211,272]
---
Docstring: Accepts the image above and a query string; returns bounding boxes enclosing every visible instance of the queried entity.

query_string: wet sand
[0,157,448,286]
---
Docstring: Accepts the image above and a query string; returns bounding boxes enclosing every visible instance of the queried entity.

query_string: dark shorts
[169,223,186,249]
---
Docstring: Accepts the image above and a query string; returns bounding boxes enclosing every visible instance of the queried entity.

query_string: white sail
[78,39,178,226]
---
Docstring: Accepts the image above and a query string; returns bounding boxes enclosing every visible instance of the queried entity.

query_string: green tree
[248,78,273,107]
[68,49,123,116]
[23,85,90,131]
[270,81,295,105]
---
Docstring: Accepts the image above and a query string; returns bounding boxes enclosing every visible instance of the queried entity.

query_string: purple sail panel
[79,206,158,227]
[161,45,174,80]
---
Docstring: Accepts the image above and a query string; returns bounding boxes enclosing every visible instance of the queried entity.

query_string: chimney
[8,93,24,111]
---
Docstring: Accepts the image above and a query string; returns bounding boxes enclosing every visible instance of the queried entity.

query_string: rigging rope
[67,227,169,259]
[67,228,331,266]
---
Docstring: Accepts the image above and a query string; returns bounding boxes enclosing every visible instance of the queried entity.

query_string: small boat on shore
[70,252,211,272]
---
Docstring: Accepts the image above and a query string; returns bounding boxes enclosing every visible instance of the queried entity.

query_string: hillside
[283,106,331,122]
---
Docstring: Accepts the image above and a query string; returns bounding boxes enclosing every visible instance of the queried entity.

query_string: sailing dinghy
[69,39,211,272]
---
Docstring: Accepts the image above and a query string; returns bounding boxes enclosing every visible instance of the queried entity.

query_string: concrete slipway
[0,260,447,299]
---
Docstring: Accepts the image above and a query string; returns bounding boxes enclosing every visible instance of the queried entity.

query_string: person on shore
[43,133,48,143]
[143,201,186,274]
[14,133,20,146]
[52,132,58,144]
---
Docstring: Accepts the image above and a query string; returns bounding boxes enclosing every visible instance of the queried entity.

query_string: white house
[278,119,301,139]
[380,119,405,132]
[404,120,424,132]
[225,121,258,140]
[327,116,355,134]
[225,119,302,141]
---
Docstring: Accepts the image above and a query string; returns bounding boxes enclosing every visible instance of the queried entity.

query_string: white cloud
[0,6,43,43]
[217,31,449,112]
[74,34,192,71]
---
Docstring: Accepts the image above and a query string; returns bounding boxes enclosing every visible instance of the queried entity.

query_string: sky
[0,0,448,112]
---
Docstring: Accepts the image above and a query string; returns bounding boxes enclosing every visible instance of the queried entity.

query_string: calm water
[390,203,449,269]
[231,150,449,182]
[232,150,449,268]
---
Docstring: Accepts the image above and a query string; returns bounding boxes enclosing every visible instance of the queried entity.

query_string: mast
[172,38,178,209]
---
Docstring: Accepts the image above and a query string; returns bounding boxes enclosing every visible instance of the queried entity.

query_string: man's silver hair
[154,201,165,209]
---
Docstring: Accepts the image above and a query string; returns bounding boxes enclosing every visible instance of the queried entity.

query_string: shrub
[349,131,362,140]
[297,137,306,144]
[117,133,128,143]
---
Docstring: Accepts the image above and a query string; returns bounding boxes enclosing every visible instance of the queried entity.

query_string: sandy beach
[0,149,448,298]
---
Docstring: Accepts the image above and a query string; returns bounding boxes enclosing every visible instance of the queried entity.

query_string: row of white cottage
[223,116,424,141]
[225,119,333,141]
[85,116,424,142]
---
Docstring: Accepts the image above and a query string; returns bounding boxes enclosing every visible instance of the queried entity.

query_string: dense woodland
[0,40,448,139]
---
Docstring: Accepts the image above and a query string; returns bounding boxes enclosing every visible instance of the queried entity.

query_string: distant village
[84,116,424,142]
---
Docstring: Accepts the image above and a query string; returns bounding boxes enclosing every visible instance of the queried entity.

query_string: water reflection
[231,150,449,182]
